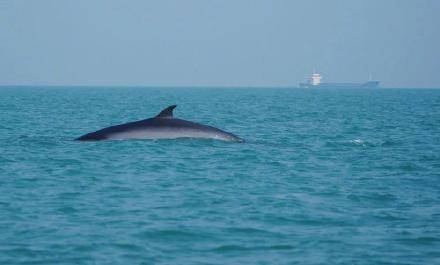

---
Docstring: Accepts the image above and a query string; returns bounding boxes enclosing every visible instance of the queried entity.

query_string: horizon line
[0,84,439,89]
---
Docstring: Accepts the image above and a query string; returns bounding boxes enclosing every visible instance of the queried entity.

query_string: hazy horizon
[1,0,439,88]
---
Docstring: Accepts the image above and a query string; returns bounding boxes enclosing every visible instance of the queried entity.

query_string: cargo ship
[299,72,380,88]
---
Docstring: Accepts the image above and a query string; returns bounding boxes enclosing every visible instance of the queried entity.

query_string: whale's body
[75,105,243,142]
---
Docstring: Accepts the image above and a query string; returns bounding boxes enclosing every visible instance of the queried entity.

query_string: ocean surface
[1,86,439,264]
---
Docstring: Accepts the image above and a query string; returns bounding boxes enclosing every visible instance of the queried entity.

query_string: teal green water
[1,87,440,264]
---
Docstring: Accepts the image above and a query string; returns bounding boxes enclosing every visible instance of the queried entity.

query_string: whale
[75,105,244,142]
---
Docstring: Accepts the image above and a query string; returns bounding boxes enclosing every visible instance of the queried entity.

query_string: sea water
[0,87,439,264]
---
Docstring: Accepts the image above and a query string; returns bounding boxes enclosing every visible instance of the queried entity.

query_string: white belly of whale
[107,128,230,141]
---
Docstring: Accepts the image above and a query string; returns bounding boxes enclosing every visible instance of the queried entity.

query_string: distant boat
[299,72,380,88]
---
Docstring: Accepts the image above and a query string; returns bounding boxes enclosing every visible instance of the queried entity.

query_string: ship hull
[299,81,380,89]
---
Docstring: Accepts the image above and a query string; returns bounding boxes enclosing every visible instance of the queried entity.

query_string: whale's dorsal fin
[155,105,177,118]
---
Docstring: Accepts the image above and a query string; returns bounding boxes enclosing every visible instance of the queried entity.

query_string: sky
[0,0,439,87]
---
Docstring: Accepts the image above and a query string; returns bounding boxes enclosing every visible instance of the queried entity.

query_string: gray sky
[1,0,439,87]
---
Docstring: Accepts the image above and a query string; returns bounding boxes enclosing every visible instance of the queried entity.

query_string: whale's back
[75,105,243,142]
